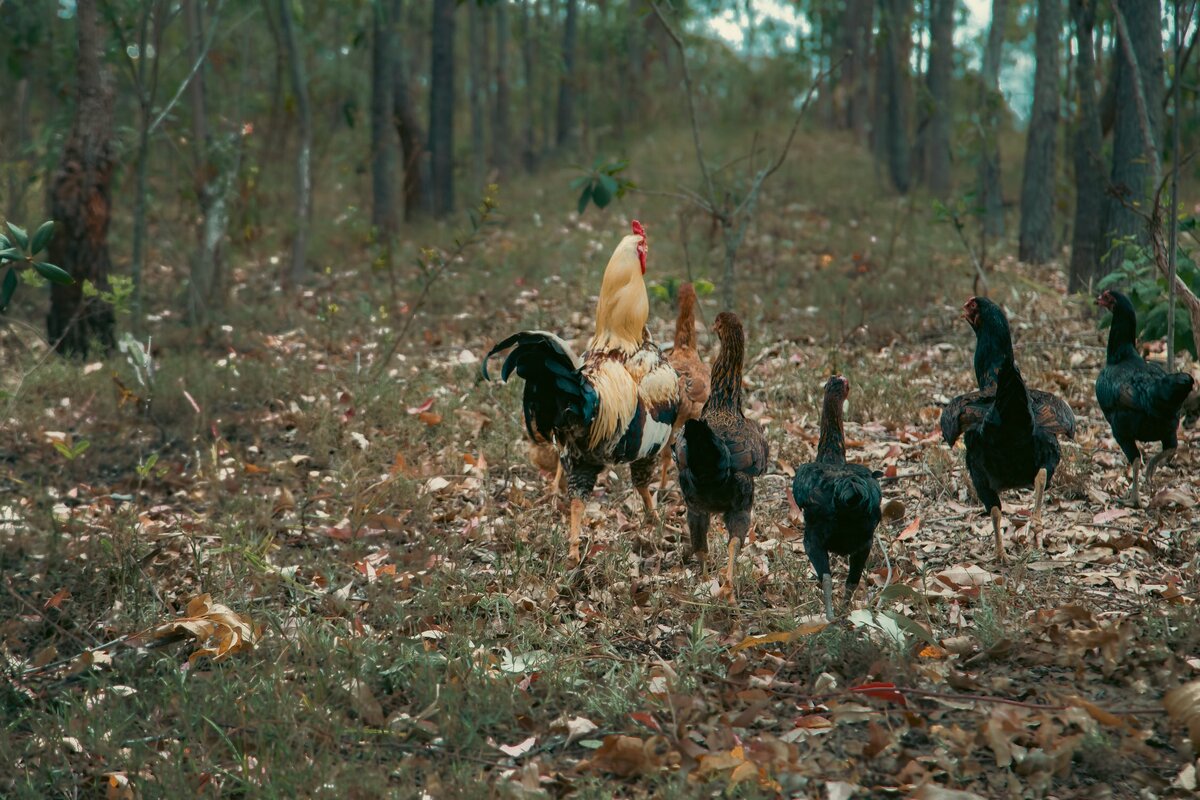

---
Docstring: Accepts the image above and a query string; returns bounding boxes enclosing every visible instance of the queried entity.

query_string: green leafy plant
[83,275,135,316]
[53,439,91,461]
[1097,231,1200,359]
[648,277,716,304]
[570,158,635,215]
[0,220,72,312]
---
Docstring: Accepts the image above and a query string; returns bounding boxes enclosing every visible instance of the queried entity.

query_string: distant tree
[924,0,954,198]
[279,0,312,284]
[1101,0,1164,275]
[468,1,487,195]
[1017,0,1062,264]
[520,0,538,170]
[876,0,911,193]
[556,0,578,148]
[1068,0,1104,291]
[430,0,456,217]
[46,0,116,356]
[841,0,873,143]
[977,0,1008,239]
[371,0,397,237]
[492,1,513,176]
[392,0,429,220]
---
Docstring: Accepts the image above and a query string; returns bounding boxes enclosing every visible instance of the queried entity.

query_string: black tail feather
[680,419,731,487]
[483,332,595,441]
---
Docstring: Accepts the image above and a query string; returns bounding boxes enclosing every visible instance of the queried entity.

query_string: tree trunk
[925,0,954,198]
[468,2,486,195]
[556,0,578,148]
[842,0,873,143]
[279,0,312,285]
[391,0,428,221]
[429,0,456,217]
[877,0,911,193]
[541,0,554,155]
[1068,0,1104,291]
[371,0,397,237]
[183,0,221,322]
[46,0,116,357]
[1101,0,1164,275]
[493,1,513,176]
[520,0,538,170]
[977,0,1008,239]
[1018,0,1062,264]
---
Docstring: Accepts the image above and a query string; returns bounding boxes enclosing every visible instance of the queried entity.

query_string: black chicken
[792,376,881,621]
[1096,289,1195,506]
[941,298,1074,561]
[673,312,768,599]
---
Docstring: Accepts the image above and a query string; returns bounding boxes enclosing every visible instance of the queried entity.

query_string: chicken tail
[835,473,881,514]
[483,331,596,442]
[990,359,1033,428]
[1154,372,1196,416]
[679,419,732,487]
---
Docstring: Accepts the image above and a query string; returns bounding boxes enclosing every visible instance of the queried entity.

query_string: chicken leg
[1031,467,1047,549]
[822,573,834,621]
[568,498,584,566]
[1145,446,1177,483]
[658,447,672,493]
[1123,458,1142,508]
[990,506,1005,563]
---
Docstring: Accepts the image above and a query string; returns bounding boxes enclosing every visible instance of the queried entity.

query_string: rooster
[1095,290,1195,506]
[660,282,710,489]
[792,376,881,620]
[483,221,680,564]
[673,312,767,599]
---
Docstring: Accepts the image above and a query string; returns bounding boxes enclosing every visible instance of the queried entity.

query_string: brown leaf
[1165,680,1200,754]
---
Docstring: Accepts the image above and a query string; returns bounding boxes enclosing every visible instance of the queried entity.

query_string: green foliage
[570,158,635,215]
[53,438,91,461]
[1097,230,1200,358]
[648,277,716,304]
[0,218,68,312]
[83,274,136,316]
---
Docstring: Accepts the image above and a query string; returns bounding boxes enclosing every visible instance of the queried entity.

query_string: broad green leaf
[597,174,618,199]
[34,262,73,285]
[0,268,16,311]
[576,185,593,216]
[5,222,28,251]
[30,221,55,255]
[0,247,23,262]
[694,279,715,296]
[591,179,613,209]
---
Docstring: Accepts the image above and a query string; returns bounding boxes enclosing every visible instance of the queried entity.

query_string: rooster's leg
[568,498,584,566]
[725,537,739,603]
[687,509,710,574]
[990,506,1005,563]
[658,446,672,493]
[1031,468,1047,548]
[1145,447,1177,483]
[630,457,659,519]
[822,573,834,621]
[1124,458,1141,508]
[549,460,565,497]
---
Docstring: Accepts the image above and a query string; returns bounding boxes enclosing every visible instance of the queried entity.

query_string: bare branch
[148,0,229,136]
[648,1,718,215]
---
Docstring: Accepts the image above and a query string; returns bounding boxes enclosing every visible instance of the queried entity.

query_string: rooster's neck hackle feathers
[971,297,1015,390]
[1104,292,1140,365]
[816,381,847,465]
[591,234,649,355]
[708,312,746,413]
[674,284,699,351]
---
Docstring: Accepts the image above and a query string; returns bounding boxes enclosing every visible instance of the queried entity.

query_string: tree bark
[1101,0,1164,275]
[493,1,513,176]
[556,0,578,148]
[279,0,312,285]
[1018,0,1062,264]
[520,0,538,170]
[1068,0,1105,291]
[429,0,456,217]
[391,0,429,221]
[468,2,487,195]
[877,0,911,193]
[842,0,873,142]
[977,0,1008,239]
[46,0,116,357]
[371,0,397,237]
[925,0,954,197]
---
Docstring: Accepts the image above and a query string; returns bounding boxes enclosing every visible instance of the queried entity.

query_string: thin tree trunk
[393,0,428,220]
[877,0,911,193]
[556,0,578,148]
[540,0,554,154]
[925,0,954,198]
[493,0,512,176]
[429,0,456,217]
[1068,0,1104,291]
[520,0,537,170]
[978,0,1008,239]
[842,0,873,142]
[46,0,116,357]
[1101,0,1164,275]
[183,0,220,321]
[1018,0,1062,264]
[371,0,397,237]
[468,3,486,195]
[279,0,312,284]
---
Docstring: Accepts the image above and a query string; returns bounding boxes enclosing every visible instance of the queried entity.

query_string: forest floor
[2,128,1199,798]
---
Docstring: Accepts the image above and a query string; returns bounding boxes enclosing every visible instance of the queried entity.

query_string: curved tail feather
[680,419,731,487]
[483,331,596,442]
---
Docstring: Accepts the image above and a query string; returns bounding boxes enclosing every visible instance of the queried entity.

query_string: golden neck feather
[590,234,648,354]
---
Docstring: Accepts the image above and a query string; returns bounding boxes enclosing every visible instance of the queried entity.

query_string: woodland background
[2,0,1200,797]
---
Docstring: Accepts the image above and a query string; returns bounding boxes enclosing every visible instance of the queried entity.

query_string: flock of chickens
[483,222,1195,620]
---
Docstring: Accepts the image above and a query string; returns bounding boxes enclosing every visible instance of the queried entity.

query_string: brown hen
[660,283,711,489]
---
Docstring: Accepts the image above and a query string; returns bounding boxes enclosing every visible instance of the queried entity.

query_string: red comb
[631,220,645,238]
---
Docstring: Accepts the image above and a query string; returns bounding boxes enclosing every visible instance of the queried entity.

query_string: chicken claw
[990,507,1005,563]
[568,498,584,566]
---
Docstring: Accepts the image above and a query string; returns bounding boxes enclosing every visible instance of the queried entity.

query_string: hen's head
[712,311,743,342]
[1096,289,1118,310]
[632,220,647,274]
[961,296,1004,331]
[824,375,850,401]
[961,297,983,329]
